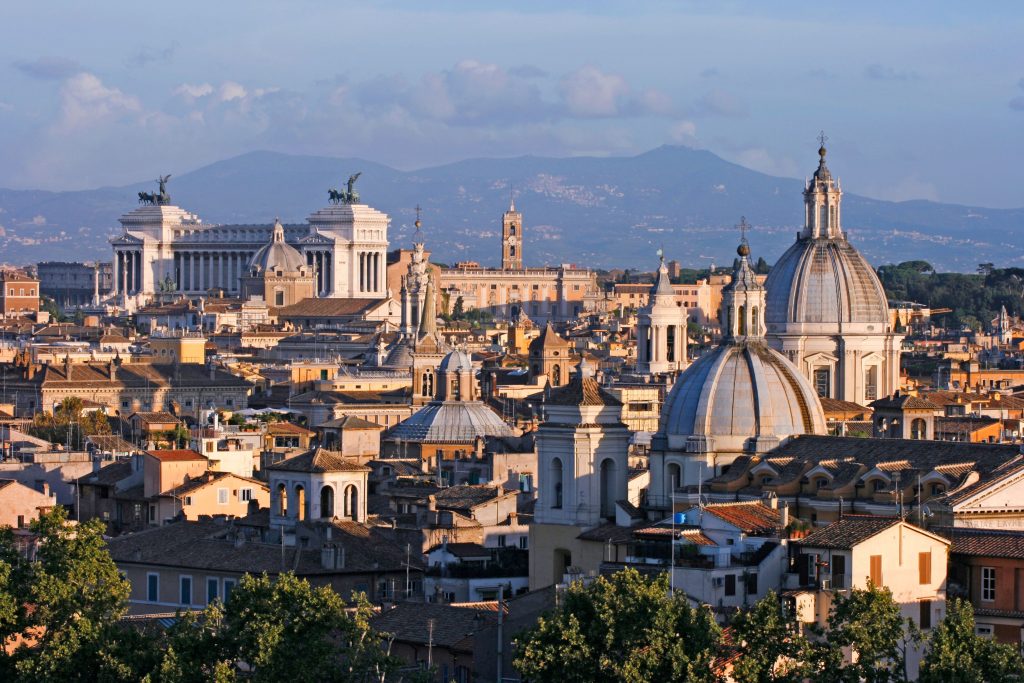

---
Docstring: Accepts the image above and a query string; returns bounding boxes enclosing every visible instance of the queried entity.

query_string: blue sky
[1,1,1021,207]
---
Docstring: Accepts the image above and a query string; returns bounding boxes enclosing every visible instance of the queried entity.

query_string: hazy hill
[0,146,1021,272]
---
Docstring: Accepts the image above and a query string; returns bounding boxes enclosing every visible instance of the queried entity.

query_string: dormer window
[873,479,887,492]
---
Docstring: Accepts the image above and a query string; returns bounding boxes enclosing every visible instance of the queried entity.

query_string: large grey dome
[387,401,516,443]
[660,340,827,453]
[438,349,474,374]
[248,219,307,274]
[764,234,888,327]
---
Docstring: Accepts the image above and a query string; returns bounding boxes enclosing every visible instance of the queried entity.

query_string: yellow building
[149,334,207,364]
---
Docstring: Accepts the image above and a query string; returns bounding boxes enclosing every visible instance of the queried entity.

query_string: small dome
[660,341,827,453]
[248,219,306,274]
[438,349,474,374]
[765,238,888,326]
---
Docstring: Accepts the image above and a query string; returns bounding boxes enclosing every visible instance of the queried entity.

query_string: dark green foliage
[919,598,1024,682]
[876,261,1024,329]
[730,591,812,683]
[513,568,723,683]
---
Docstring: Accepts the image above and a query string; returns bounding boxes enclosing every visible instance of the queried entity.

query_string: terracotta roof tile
[799,516,901,550]
[146,449,206,462]
[703,502,782,535]
[265,447,369,473]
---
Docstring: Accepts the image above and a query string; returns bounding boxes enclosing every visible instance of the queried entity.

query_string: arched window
[666,326,676,362]
[320,485,335,518]
[738,305,746,336]
[551,364,562,386]
[550,458,564,509]
[343,485,359,521]
[751,307,759,335]
[294,484,306,521]
[600,459,616,519]
[911,418,927,440]
[276,483,287,516]
[667,463,681,495]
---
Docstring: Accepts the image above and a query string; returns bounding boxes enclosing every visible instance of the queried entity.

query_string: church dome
[659,228,827,454]
[248,219,306,274]
[660,341,827,453]
[764,237,889,327]
[387,401,516,443]
[438,349,474,374]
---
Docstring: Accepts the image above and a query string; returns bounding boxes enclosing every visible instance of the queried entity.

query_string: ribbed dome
[438,349,474,374]
[387,401,516,443]
[660,341,827,453]
[248,220,306,274]
[765,237,888,327]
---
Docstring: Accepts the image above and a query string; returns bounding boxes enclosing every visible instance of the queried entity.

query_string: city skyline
[1,1,1022,209]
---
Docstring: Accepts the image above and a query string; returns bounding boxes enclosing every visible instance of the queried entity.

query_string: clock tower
[501,199,523,270]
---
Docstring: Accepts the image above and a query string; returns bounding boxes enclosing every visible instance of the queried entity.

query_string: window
[184,496,193,506]
[218,488,228,505]
[180,576,193,605]
[919,600,932,629]
[982,566,996,602]
[865,366,878,402]
[223,579,236,603]
[207,578,219,604]
[870,555,883,586]
[147,574,159,602]
[275,291,285,306]
[975,624,994,638]
[240,488,253,502]
[519,536,529,550]
[918,552,932,585]
[724,574,736,596]
[745,572,758,595]
[813,368,830,398]
[497,535,507,547]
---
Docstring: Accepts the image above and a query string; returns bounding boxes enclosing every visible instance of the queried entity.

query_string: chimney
[321,543,336,569]
[780,502,789,531]
[92,456,101,474]
[38,481,50,497]
[427,494,437,512]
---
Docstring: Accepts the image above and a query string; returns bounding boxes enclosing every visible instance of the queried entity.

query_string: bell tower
[501,199,523,270]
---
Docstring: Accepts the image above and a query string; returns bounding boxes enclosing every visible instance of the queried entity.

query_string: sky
[0,1,1021,208]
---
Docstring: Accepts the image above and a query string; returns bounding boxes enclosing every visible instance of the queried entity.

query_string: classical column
[189,252,196,292]
[325,253,332,296]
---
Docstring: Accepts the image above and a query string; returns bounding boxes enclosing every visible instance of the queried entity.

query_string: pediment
[954,467,1024,512]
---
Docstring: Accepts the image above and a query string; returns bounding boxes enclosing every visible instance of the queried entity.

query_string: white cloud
[57,73,140,131]
[219,82,248,102]
[559,65,630,117]
[669,120,697,143]
[174,83,214,100]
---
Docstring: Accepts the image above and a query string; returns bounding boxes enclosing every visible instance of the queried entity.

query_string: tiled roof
[427,542,490,558]
[371,602,497,649]
[938,527,1024,560]
[275,298,382,318]
[85,435,138,453]
[320,416,382,431]
[108,519,413,575]
[265,448,369,473]
[264,421,314,436]
[433,485,506,513]
[131,411,180,424]
[161,471,267,498]
[704,502,782,535]
[77,460,133,487]
[799,516,901,550]
[869,393,935,411]
[769,435,1019,472]
[529,323,570,351]
[146,449,206,462]
[35,362,251,389]
[820,397,871,414]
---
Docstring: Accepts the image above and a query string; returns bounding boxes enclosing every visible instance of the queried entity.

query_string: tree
[513,568,723,683]
[754,257,770,275]
[919,598,1024,683]
[730,592,812,683]
[452,295,465,319]
[0,506,145,681]
[219,573,399,682]
[814,583,913,683]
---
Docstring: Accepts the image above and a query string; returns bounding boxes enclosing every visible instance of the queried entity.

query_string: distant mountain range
[1,146,1021,272]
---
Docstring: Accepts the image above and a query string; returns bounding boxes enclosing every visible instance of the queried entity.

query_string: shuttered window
[919,552,932,585]
[870,555,883,586]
